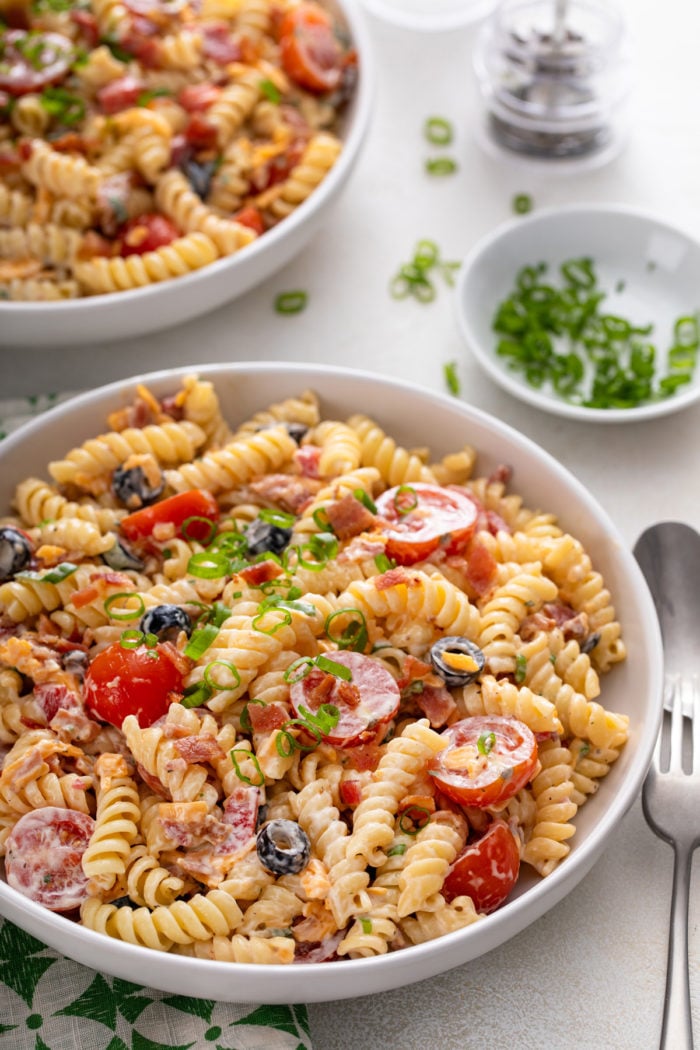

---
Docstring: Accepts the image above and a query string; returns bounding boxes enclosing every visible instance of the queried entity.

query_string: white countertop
[2,0,699,1045]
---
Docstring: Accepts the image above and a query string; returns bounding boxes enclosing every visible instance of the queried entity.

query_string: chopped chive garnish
[103,592,145,620]
[230,748,265,786]
[515,653,527,684]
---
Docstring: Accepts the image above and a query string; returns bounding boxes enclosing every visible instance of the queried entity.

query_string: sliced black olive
[61,649,89,680]
[182,158,217,199]
[256,819,311,875]
[245,517,293,557]
[0,526,32,582]
[101,537,145,572]
[256,421,308,444]
[140,604,193,641]
[111,464,164,509]
[430,636,485,688]
[580,631,601,655]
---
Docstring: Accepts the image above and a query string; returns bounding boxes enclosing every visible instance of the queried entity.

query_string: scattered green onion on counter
[274,290,308,314]
[492,258,699,408]
[444,360,460,395]
[390,240,459,303]
[512,193,533,215]
[424,116,453,146]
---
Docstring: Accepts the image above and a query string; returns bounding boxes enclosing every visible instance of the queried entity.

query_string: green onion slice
[426,157,457,175]
[424,116,453,145]
[477,731,496,755]
[316,654,352,681]
[182,516,217,544]
[393,485,417,516]
[512,193,533,214]
[353,488,377,514]
[444,360,460,395]
[240,699,266,732]
[398,806,431,834]
[230,748,265,787]
[275,290,307,314]
[181,681,212,709]
[203,659,241,692]
[325,608,368,653]
[103,592,145,621]
[374,552,395,572]
[187,551,230,579]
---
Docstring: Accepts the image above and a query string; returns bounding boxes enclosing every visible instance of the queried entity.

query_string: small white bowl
[0,362,661,1003]
[0,0,373,350]
[456,204,700,422]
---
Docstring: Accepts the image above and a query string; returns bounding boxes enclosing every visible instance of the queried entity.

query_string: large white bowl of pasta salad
[0,0,372,347]
[0,362,661,1002]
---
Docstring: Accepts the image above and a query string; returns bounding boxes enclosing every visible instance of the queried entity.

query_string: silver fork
[641,672,700,1050]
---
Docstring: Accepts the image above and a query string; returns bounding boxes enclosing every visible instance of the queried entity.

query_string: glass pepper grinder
[473,0,631,167]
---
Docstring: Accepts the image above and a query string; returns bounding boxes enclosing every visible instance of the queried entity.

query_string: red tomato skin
[97,75,143,115]
[429,716,539,808]
[83,641,186,728]
[5,807,95,911]
[177,82,221,112]
[289,650,400,748]
[185,113,219,149]
[233,205,265,236]
[118,213,180,257]
[443,820,520,913]
[120,489,220,542]
[374,483,478,566]
[278,2,342,93]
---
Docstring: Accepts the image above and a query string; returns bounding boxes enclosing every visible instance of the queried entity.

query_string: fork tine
[669,673,685,774]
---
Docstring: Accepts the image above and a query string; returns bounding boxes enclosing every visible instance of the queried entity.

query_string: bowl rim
[455,201,700,423]
[0,361,663,1002]
[0,0,375,319]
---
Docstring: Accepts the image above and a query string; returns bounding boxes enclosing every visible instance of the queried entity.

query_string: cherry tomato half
[5,807,95,911]
[278,2,343,93]
[0,29,74,97]
[289,650,400,748]
[374,483,478,566]
[83,640,187,727]
[443,819,521,913]
[120,489,220,542]
[233,205,265,236]
[118,213,180,257]
[428,715,539,808]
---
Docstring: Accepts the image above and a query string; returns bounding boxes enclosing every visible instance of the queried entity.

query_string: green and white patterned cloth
[0,396,313,1050]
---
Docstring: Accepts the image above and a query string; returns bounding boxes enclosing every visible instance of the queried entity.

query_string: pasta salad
[0,376,629,964]
[0,0,355,300]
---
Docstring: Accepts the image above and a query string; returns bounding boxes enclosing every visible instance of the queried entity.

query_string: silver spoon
[633,521,700,1049]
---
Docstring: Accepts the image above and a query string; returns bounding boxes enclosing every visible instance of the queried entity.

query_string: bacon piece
[248,472,320,513]
[136,763,169,798]
[294,928,344,962]
[293,445,322,479]
[520,601,590,643]
[94,753,131,780]
[174,785,260,886]
[337,535,386,563]
[345,738,382,772]
[487,464,512,486]
[324,494,375,541]
[239,560,285,586]
[248,702,288,733]
[415,684,457,728]
[465,540,498,596]
[374,566,410,590]
[173,734,225,764]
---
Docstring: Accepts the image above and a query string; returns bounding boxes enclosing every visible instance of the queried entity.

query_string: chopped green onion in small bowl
[455,204,700,422]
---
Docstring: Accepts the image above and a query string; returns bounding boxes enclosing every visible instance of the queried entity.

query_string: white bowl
[456,204,700,422]
[0,1,373,350]
[0,362,662,1003]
